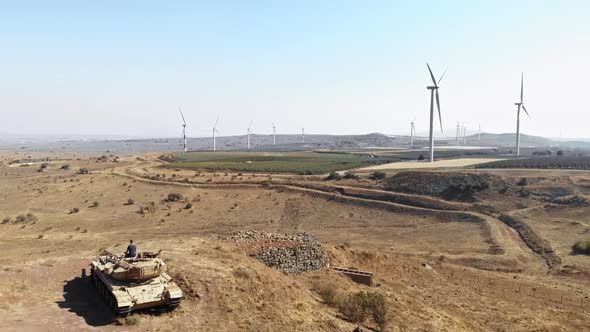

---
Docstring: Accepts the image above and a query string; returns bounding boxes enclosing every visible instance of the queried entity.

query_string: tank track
[90,270,131,317]
[168,297,181,310]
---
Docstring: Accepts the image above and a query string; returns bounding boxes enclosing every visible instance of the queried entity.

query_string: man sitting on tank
[125,239,137,258]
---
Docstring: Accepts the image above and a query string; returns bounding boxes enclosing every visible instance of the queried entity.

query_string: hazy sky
[1,1,589,138]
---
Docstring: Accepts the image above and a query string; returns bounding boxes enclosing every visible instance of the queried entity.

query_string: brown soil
[0,152,589,331]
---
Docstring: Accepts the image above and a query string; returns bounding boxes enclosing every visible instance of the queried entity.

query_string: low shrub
[343,172,359,180]
[60,164,70,170]
[15,213,37,224]
[324,171,342,181]
[572,241,590,255]
[126,198,135,205]
[69,208,80,214]
[185,203,193,209]
[232,266,252,279]
[77,167,89,174]
[167,193,183,202]
[338,291,370,325]
[369,171,386,181]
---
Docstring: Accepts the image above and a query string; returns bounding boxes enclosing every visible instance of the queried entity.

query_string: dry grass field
[0,151,589,331]
[358,158,505,171]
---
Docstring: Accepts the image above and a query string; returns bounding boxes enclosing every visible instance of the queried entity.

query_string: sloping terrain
[0,152,589,331]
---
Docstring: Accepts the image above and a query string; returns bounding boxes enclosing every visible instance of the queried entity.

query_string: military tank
[89,250,183,316]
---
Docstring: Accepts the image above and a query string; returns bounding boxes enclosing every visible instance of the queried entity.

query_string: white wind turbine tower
[247,120,253,149]
[409,119,416,147]
[301,128,305,143]
[272,123,276,145]
[455,122,460,145]
[179,107,187,153]
[462,123,467,145]
[514,73,530,155]
[478,123,481,141]
[426,63,446,162]
[212,113,221,151]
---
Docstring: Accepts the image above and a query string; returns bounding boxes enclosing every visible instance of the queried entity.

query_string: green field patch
[164,151,400,174]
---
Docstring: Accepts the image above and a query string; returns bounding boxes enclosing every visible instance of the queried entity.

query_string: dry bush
[138,205,156,216]
[184,203,193,209]
[367,292,391,331]
[232,266,252,279]
[77,167,89,175]
[126,198,135,205]
[1,217,10,224]
[69,208,80,214]
[338,291,370,325]
[337,291,391,330]
[167,193,183,202]
[15,213,37,224]
[312,282,338,306]
[91,201,99,208]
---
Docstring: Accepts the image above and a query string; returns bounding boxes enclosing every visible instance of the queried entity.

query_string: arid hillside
[0,152,588,331]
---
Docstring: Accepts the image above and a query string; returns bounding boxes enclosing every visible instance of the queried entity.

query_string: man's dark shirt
[127,243,137,257]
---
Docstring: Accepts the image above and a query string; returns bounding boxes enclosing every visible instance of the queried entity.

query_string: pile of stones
[222,230,329,274]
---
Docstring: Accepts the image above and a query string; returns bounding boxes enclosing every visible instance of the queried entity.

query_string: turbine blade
[215,129,220,135]
[437,67,447,85]
[522,104,531,118]
[179,107,186,125]
[214,113,220,128]
[248,120,253,129]
[520,72,524,103]
[436,90,443,132]
[426,63,437,86]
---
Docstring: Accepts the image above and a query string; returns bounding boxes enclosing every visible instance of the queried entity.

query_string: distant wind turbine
[272,123,276,145]
[462,123,467,145]
[455,122,460,145]
[514,73,530,155]
[426,63,446,162]
[247,120,253,149]
[301,128,305,143]
[212,113,221,151]
[478,123,481,141]
[410,119,416,147]
[179,107,187,153]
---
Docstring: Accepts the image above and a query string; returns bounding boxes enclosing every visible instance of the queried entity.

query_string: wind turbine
[514,73,530,155]
[247,120,253,149]
[179,107,187,153]
[478,123,482,141]
[455,122,460,145]
[212,113,221,151]
[410,119,416,147]
[272,123,276,145]
[301,128,305,143]
[462,123,467,145]
[426,63,446,162]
